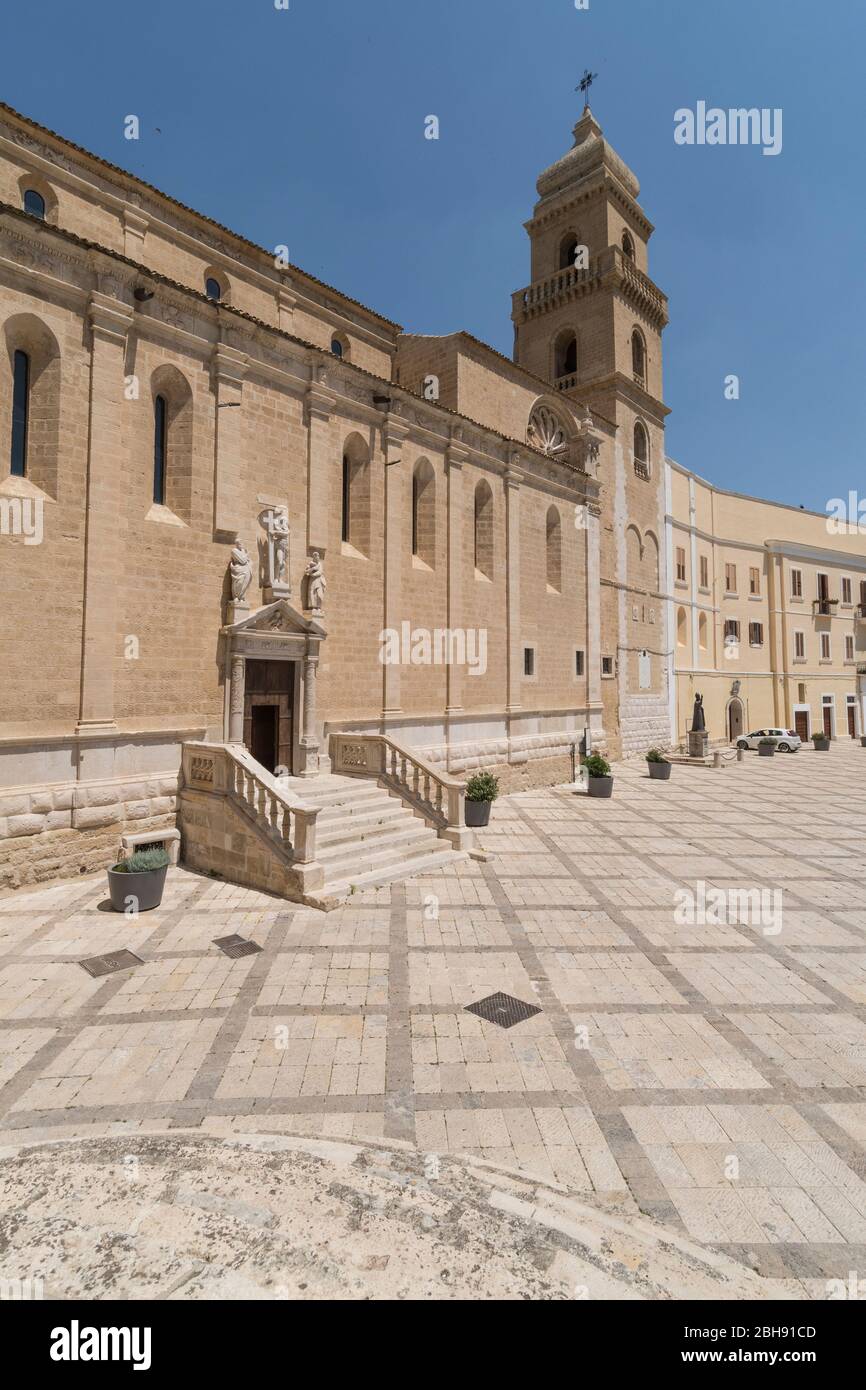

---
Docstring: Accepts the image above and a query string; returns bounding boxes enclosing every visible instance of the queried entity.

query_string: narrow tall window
[699,555,709,588]
[676,547,686,582]
[10,350,30,477]
[725,563,737,593]
[845,634,854,661]
[749,566,761,595]
[791,568,803,599]
[23,189,45,220]
[794,632,805,659]
[632,330,645,382]
[341,454,351,543]
[153,394,167,504]
[842,576,852,604]
[633,421,649,479]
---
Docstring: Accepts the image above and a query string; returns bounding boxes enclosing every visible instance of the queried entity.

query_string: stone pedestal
[688,729,709,759]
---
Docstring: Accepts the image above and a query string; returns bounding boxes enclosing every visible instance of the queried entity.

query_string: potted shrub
[646,747,672,780]
[107,846,170,912]
[464,771,500,828]
[758,737,776,758]
[860,734,866,748]
[812,732,831,752]
[584,753,613,798]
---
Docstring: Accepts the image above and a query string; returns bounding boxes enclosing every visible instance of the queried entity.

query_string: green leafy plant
[584,754,611,778]
[465,772,500,803]
[812,733,829,745]
[758,738,776,747]
[645,747,668,763]
[112,847,170,874]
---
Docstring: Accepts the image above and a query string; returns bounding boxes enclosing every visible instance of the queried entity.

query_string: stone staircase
[281,774,463,898]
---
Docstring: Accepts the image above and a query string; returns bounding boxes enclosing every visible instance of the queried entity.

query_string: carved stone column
[77,290,133,742]
[228,654,246,743]
[382,413,409,721]
[212,344,247,539]
[445,433,467,732]
[297,652,320,777]
[585,502,605,741]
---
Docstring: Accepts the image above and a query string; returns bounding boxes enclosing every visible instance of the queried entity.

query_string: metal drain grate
[465,992,541,1030]
[213,934,262,959]
[79,950,143,978]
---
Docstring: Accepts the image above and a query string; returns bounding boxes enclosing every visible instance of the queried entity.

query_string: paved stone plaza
[2,744,866,1286]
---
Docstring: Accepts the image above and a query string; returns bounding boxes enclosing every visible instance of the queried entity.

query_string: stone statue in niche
[229,538,252,603]
[305,551,326,616]
[258,506,291,599]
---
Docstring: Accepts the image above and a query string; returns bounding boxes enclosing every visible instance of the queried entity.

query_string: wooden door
[243,660,294,774]
[794,710,809,741]
[823,706,833,737]
[848,705,857,738]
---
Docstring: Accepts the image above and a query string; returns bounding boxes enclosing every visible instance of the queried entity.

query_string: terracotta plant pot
[647,761,671,780]
[464,800,492,827]
[587,775,613,798]
[107,864,168,913]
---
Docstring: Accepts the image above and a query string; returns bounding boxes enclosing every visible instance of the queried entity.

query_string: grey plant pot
[812,738,830,752]
[647,761,672,780]
[860,736,866,748]
[758,744,775,757]
[107,864,168,913]
[464,799,492,827]
[587,775,613,799]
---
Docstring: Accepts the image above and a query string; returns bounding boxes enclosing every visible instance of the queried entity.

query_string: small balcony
[555,373,578,392]
[855,605,866,627]
[813,598,838,618]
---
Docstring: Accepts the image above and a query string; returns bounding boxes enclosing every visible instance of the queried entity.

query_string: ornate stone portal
[222,599,326,777]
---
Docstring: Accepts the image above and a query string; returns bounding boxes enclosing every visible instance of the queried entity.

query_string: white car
[736,728,801,753]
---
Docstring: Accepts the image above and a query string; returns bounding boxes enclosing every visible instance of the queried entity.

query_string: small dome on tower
[536,107,640,206]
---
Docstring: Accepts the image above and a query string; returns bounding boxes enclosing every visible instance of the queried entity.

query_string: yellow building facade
[666,461,866,746]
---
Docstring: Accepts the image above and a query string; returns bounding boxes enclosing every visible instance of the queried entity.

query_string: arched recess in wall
[412,457,435,569]
[2,312,62,498]
[633,419,650,479]
[552,328,578,383]
[677,606,688,648]
[631,328,647,384]
[474,479,494,579]
[698,612,708,651]
[558,231,581,270]
[622,230,636,261]
[644,530,660,591]
[546,505,562,593]
[149,364,193,522]
[341,431,371,557]
[625,523,643,591]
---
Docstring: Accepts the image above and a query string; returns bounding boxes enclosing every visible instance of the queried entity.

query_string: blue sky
[2,0,863,510]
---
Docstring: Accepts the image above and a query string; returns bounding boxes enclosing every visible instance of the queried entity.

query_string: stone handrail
[182,742,319,865]
[329,732,468,845]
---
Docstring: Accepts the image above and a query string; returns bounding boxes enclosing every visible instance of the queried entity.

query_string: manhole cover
[465,992,542,1029]
[79,950,143,978]
[213,935,262,959]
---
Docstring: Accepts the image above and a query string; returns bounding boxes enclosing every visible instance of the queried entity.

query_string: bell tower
[511,103,673,757]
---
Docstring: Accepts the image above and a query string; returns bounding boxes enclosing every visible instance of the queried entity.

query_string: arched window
[412,458,435,568]
[153,394,167,504]
[559,233,579,270]
[10,350,30,477]
[23,189,45,221]
[474,479,493,579]
[341,433,371,555]
[622,231,635,260]
[331,335,349,359]
[205,277,221,302]
[632,329,646,383]
[554,331,577,382]
[633,421,650,479]
[546,506,562,593]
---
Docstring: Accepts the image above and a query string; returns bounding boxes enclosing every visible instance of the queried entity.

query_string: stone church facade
[0,99,673,892]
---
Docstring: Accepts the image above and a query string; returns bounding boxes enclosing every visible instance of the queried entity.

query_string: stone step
[315,824,438,878]
[315,804,412,848]
[296,782,385,812]
[324,846,463,897]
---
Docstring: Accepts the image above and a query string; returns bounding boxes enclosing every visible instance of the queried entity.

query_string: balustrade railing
[182,742,318,864]
[329,732,468,846]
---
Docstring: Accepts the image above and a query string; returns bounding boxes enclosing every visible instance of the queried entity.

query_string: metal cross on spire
[577,69,598,108]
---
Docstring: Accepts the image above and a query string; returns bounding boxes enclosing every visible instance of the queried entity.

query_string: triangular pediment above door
[222,599,326,639]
